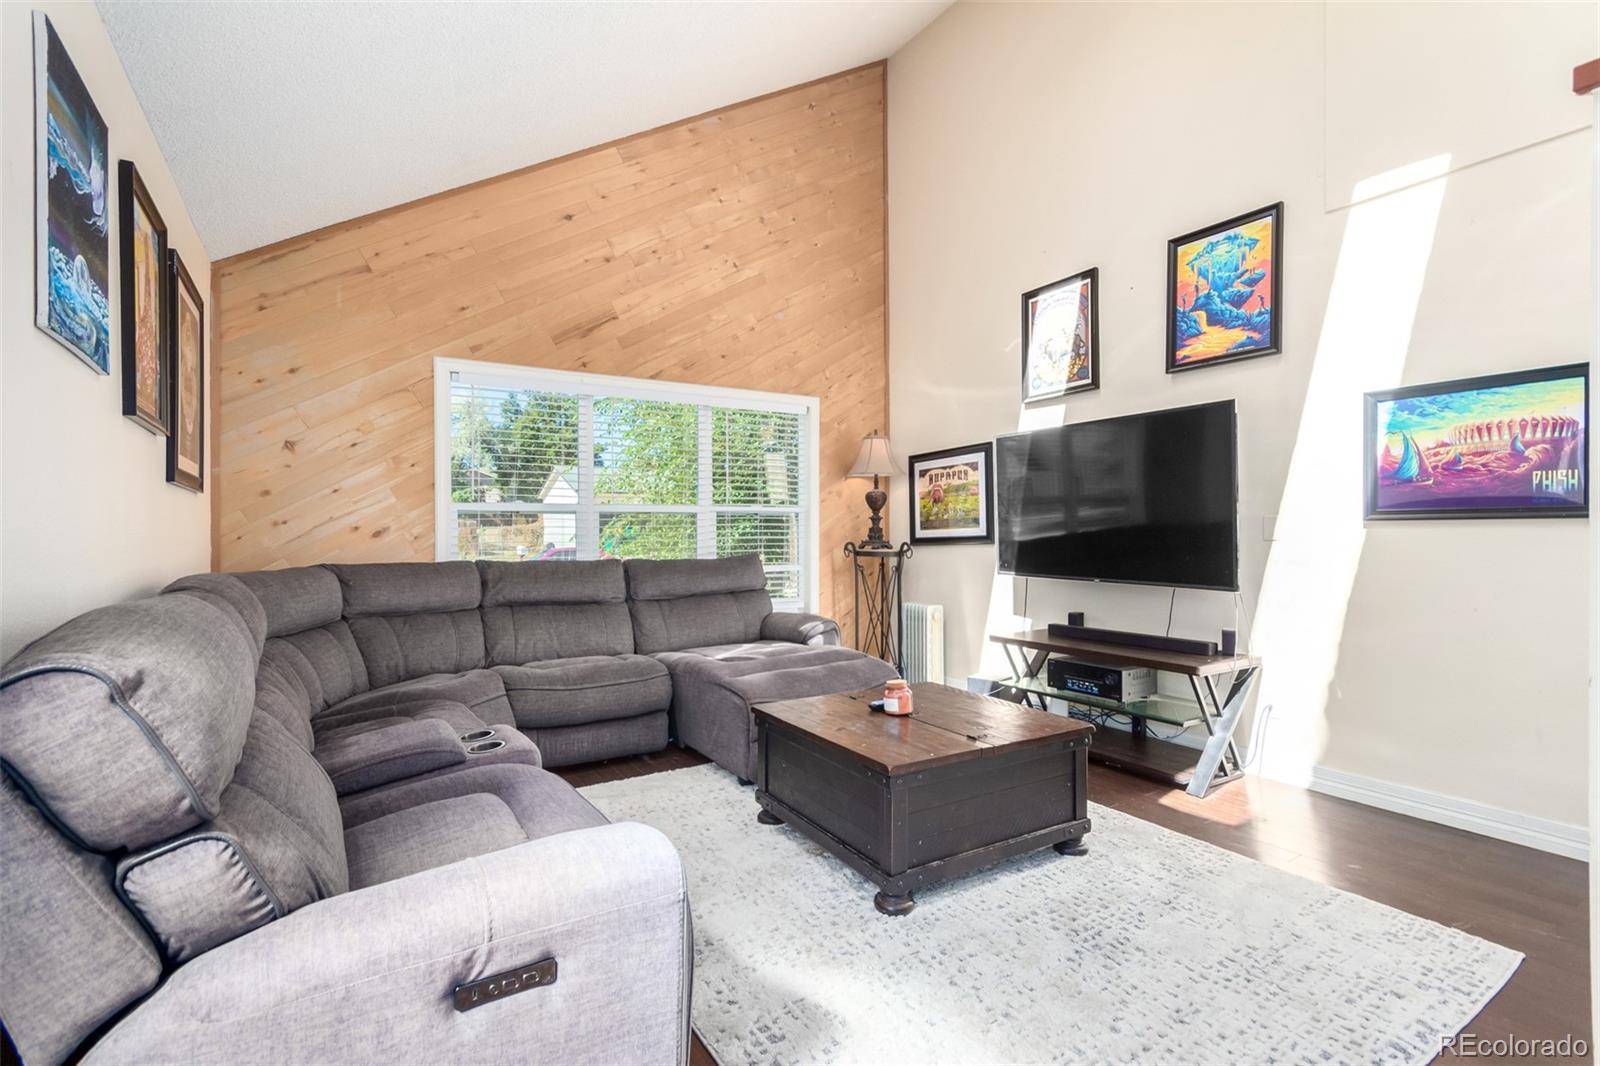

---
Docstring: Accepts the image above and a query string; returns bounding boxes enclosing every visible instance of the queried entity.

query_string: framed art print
[34,12,111,372]
[908,443,994,544]
[166,250,205,493]
[1167,202,1282,373]
[120,161,169,434]
[1364,363,1587,520]
[1022,268,1098,402]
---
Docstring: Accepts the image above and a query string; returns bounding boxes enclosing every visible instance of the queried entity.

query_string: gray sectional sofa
[0,553,895,1064]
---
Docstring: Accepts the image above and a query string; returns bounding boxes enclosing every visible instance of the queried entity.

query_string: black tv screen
[996,400,1238,591]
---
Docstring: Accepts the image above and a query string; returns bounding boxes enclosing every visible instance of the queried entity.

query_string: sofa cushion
[478,559,635,663]
[328,563,487,690]
[0,776,161,1066]
[253,648,317,751]
[347,610,487,690]
[313,718,469,796]
[333,561,481,617]
[314,694,542,778]
[263,621,370,713]
[115,712,348,963]
[624,554,767,600]
[658,643,899,779]
[624,556,774,655]
[319,669,514,728]
[493,655,671,729]
[344,793,528,889]
[525,712,669,769]
[233,566,343,638]
[340,764,609,842]
[663,640,843,664]
[318,697,488,737]
[0,594,258,851]
[164,572,268,653]
[479,558,626,607]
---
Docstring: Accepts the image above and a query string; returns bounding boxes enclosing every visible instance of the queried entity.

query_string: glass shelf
[1001,677,1202,728]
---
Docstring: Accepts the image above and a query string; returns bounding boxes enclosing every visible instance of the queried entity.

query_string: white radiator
[900,603,945,683]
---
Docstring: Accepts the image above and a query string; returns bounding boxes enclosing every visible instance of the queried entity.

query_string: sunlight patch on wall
[1251,155,1452,787]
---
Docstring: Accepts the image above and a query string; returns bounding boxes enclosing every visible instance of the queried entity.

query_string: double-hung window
[434,358,819,610]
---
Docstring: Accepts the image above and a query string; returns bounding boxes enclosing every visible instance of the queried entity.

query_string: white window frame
[433,356,821,611]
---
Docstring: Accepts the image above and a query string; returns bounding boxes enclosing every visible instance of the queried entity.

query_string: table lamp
[847,431,903,549]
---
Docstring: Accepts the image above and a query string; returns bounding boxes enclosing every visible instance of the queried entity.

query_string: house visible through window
[435,359,817,609]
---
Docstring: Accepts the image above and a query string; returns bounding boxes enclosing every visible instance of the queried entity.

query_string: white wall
[888,2,1595,840]
[1,3,210,660]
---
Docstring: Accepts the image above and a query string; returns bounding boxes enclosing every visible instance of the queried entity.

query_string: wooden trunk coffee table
[751,683,1093,915]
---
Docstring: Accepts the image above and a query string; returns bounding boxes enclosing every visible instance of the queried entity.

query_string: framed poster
[120,161,169,434]
[34,12,111,372]
[1167,202,1282,373]
[908,442,994,544]
[1364,363,1588,520]
[166,251,205,492]
[1021,268,1098,402]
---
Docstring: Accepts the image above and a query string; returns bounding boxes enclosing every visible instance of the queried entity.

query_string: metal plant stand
[844,541,910,672]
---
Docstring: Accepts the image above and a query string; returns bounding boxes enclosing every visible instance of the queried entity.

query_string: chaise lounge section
[626,555,901,781]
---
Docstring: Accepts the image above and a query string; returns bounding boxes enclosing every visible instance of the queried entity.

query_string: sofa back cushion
[234,565,344,638]
[115,711,348,963]
[164,572,268,653]
[334,562,487,690]
[0,775,162,1066]
[0,593,258,851]
[624,555,774,655]
[478,559,634,664]
[216,565,371,718]
[263,623,370,713]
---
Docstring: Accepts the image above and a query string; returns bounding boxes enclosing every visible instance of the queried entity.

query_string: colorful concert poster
[1022,268,1098,401]
[908,443,994,544]
[1366,364,1588,519]
[34,13,111,372]
[1168,203,1281,372]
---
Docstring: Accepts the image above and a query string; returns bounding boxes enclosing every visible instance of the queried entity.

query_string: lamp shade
[847,432,903,479]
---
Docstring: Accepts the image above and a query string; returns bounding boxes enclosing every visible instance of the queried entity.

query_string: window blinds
[444,369,811,606]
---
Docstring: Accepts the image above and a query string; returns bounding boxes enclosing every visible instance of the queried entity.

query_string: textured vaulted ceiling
[98,0,949,259]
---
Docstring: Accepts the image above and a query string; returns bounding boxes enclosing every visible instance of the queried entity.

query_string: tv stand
[990,628,1261,798]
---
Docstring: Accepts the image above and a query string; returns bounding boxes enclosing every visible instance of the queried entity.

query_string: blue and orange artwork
[1371,370,1587,517]
[1171,209,1277,369]
[34,13,110,373]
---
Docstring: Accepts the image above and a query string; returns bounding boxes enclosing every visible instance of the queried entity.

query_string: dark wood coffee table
[751,683,1093,915]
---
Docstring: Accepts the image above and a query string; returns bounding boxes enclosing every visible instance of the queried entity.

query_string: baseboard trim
[1309,765,1588,862]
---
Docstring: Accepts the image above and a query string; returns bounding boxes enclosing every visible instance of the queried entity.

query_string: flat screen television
[996,400,1239,591]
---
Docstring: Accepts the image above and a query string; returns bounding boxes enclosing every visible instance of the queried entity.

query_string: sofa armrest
[760,611,841,646]
[85,822,692,1066]
[314,717,468,795]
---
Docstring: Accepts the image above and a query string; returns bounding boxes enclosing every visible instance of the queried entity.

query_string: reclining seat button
[453,957,558,1011]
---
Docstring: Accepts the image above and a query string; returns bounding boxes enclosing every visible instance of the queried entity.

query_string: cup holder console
[460,729,496,743]
[467,739,507,755]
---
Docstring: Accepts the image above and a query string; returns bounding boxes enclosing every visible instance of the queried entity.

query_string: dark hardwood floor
[556,748,1591,1065]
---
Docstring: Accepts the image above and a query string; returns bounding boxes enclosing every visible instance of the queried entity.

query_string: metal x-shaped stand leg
[1000,644,1049,707]
[1185,667,1259,798]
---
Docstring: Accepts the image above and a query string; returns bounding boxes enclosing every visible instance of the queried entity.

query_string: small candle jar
[883,679,913,716]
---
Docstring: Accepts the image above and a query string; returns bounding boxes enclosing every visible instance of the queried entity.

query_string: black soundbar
[1046,622,1218,657]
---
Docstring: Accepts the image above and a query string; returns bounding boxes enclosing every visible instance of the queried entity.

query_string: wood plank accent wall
[212,64,886,621]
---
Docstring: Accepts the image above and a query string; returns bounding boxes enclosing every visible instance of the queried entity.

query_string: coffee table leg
[874,891,915,916]
[757,808,783,825]
[1053,835,1088,856]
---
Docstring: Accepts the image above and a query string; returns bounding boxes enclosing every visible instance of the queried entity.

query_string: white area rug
[581,764,1522,1066]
